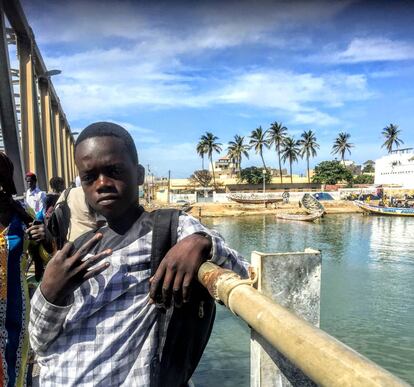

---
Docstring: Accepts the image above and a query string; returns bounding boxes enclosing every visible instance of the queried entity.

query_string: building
[210,156,238,178]
[374,148,414,188]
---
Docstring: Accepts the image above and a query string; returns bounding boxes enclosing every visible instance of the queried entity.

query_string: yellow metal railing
[198,262,409,387]
[0,0,75,192]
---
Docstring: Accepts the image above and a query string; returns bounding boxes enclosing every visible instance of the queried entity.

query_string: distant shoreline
[146,200,363,218]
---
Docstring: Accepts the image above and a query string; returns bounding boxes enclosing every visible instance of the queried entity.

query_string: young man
[29,122,248,386]
[25,172,46,215]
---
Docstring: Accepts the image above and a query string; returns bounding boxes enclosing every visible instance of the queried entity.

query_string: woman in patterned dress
[0,153,52,386]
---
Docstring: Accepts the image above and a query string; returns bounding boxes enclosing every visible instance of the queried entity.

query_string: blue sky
[20,0,414,177]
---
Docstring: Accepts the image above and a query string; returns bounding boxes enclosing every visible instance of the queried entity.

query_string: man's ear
[137,164,145,185]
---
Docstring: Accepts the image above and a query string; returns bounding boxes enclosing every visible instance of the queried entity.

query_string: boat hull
[301,193,325,214]
[276,211,323,222]
[354,201,414,216]
[228,195,282,204]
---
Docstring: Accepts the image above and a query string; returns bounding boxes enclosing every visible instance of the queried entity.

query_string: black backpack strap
[151,208,180,276]
[150,208,180,387]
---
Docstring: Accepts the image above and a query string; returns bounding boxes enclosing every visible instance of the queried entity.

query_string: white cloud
[313,38,414,64]
[208,70,372,125]
[25,0,362,125]
[27,0,350,49]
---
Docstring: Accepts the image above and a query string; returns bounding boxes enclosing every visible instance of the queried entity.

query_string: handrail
[198,262,409,387]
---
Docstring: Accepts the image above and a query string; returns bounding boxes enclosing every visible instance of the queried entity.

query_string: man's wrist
[39,283,71,307]
[192,232,213,259]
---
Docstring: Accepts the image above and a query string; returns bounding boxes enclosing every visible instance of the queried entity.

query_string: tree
[331,132,353,164]
[299,130,319,183]
[353,174,374,184]
[189,170,212,187]
[267,122,287,183]
[200,132,222,187]
[362,160,375,173]
[227,135,249,178]
[281,137,300,184]
[249,126,270,170]
[196,140,208,170]
[312,160,353,185]
[381,124,404,153]
[239,166,271,185]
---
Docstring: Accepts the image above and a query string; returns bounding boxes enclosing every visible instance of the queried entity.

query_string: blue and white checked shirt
[29,212,248,386]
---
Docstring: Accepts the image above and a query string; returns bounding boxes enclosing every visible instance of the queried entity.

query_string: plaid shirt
[29,212,248,386]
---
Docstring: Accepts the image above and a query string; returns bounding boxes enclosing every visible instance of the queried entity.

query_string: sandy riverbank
[146,200,363,218]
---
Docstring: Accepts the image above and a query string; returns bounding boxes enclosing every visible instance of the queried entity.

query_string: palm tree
[200,132,222,187]
[227,135,249,178]
[382,124,404,153]
[267,122,287,183]
[196,139,208,170]
[331,132,354,164]
[249,126,270,170]
[299,130,319,183]
[281,137,300,183]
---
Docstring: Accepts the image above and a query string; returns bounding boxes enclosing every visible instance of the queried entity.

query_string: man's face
[25,176,36,190]
[75,136,140,222]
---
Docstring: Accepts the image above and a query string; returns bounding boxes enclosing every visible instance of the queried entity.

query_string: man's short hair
[50,176,65,192]
[75,122,138,165]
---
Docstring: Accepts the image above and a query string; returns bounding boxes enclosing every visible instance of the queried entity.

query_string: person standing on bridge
[0,152,53,387]
[29,122,249,386]
[24,172,46,217]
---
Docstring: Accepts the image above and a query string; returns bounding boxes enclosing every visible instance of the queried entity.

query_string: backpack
[47,187,72,249]
[150,209,216,387]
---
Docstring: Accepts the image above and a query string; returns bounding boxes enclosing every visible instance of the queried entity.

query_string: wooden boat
[276,211,323,222]
[354,201,414,217]
[301,193,325,214]
[228,193,282,204]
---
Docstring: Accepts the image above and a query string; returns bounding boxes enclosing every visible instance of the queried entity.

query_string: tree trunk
[202,155,204,170]
[277,144,282,184]
[260,151,267,170]
[211,157,216,187]
[307,156,310,184]
[290,160,293,184]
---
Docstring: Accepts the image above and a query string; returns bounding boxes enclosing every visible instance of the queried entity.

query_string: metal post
[168,169,171,204]
[17,37,34,172]
[61,125,69,185]
[147,164,150,204]
[18,37,47,189]
[39,80,56,185]
[53,109,63,179]
[66,131,71,182]
[70,141,76,178]
[0,3,25,193]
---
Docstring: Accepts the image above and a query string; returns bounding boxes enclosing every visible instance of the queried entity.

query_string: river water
[192,214,414,386]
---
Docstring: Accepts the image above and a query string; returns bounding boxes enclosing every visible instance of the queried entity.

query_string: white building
[374,148,414,188]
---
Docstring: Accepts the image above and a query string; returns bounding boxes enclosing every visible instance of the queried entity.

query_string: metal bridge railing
[198,261,409,387]
[0,0,76,193]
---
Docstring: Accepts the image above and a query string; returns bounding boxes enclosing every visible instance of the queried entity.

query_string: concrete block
[250,249,321,387]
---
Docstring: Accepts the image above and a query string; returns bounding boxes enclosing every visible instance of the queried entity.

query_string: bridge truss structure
[0,0,76,194]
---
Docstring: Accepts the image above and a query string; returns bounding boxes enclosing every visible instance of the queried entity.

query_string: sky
[17,0,414,178]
